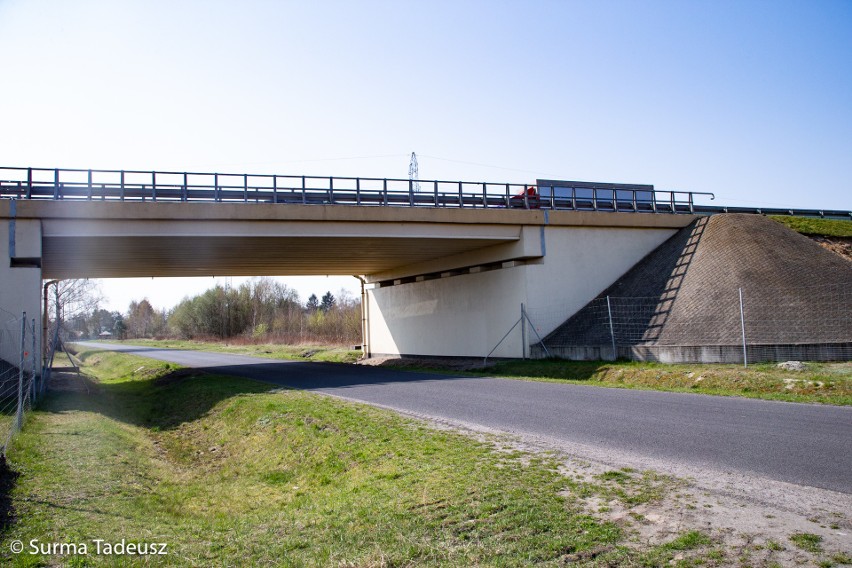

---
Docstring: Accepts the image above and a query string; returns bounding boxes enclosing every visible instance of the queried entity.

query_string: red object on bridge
[509,185,541,209]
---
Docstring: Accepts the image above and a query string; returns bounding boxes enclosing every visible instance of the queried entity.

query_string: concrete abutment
[1,200,43,374]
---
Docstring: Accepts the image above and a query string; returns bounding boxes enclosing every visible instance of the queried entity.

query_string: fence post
[606,296,617,360]
[521,303,527,359]
[17,312,26,430]
[739,288,748,368]
[30,318,37,404]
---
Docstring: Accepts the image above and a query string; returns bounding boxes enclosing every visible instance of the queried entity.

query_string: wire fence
[528,282,852,364]
[0,308,42,456]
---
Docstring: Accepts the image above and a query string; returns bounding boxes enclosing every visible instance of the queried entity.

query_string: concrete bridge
[2,166,844,369]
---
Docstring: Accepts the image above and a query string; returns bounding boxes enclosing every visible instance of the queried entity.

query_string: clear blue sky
[2,0,850,312]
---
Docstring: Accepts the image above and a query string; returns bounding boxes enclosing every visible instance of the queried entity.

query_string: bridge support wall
[367,225,678,358]
[0,203,42,370]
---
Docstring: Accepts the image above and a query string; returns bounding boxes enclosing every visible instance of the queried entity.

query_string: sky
[1,0,850,312]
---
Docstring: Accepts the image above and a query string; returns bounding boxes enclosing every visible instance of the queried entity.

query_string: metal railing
[0,166,718,214]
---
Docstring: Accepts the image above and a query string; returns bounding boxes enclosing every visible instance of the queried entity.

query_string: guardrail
[2,166,848,218]
[0,166,718,214]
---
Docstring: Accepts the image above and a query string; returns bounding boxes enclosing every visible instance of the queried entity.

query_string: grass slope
[0,349,721,566]
[770,215,852,237]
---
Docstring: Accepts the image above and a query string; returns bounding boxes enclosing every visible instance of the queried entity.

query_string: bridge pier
[0,200,43,372]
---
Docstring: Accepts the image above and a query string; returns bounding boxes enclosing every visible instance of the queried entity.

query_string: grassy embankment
[1,347,724,566]
[769,215,852,237]
[471,359,852,406]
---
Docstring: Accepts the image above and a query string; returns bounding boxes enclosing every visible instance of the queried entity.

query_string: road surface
[83,342,852,494]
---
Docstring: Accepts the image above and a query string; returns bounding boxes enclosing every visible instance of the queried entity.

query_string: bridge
[1,166,849,371]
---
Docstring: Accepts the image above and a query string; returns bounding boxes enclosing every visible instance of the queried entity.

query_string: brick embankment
[542,214,852,361]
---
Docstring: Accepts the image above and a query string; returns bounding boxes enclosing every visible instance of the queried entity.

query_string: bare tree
[47,279,103,332]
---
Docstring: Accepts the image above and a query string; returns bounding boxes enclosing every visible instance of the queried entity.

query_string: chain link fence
[0,308,42,455]
[528,282,852,364]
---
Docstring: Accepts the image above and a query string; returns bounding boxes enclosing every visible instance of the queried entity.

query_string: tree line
[60,278,361,346]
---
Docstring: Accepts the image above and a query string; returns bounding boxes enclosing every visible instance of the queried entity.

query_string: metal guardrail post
[481,183,487,208]
[273,176,278,204]
[457,182,462,207]
[329,177,334,204]
[120,170,125,200]
[152,171,157,201]
[383,179,388,206]
[87,169,93,200]
[301,176,306,205]
[243,173,248,202]
[182,172,188,201]
[434,180,439,207]
[53,168,60,199]
[356,178,361,205]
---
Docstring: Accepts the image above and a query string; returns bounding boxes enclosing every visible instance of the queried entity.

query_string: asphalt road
[84,342,852,494]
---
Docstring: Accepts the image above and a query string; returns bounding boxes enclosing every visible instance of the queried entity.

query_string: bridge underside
[42,235,516,279]
[2,199,694,361]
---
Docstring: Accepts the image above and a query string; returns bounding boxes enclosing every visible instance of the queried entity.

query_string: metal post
[87,169,93,200]
[17,312,26,430]
[739,288,748,368]
[521,303,527,359]
[606,296,617,360]
[30,318,37,404]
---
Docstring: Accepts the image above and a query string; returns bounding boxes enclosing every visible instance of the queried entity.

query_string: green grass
[416,359,852,406]
[0,347,735,566]
[789,532,823,554]
[99,338,362,363]
[770,215,852,237]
